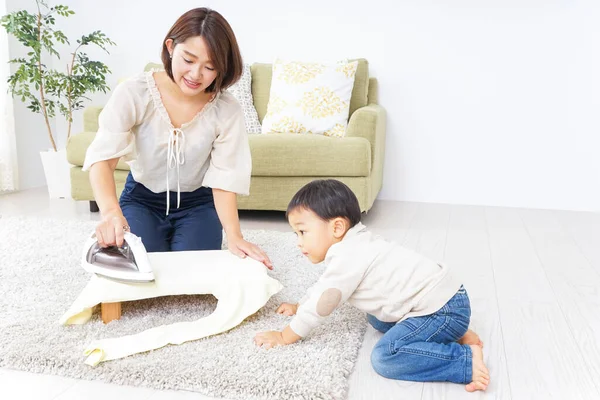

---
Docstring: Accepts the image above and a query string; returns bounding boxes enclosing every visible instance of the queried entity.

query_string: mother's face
[166,35,219,97]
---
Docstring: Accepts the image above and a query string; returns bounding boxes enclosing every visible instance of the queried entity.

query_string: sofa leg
[89,201,99,213]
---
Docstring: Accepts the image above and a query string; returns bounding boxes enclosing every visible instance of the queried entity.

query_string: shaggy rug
[0,215,367,400]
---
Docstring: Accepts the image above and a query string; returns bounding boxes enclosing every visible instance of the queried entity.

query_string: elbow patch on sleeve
[316,288,342,317]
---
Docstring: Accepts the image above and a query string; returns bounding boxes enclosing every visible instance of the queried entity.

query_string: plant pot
[39,148,72,199]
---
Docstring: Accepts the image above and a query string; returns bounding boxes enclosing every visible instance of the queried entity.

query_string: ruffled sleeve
[82,78,144,171]
[201,96,252,195]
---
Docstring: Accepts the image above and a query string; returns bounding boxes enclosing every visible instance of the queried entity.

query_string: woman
[83,8,272,268]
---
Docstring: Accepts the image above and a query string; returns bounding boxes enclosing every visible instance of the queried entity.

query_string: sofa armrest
[67,131,96,166]
[346,104,386,172]
[67,131,131,171]
[83,106,104,133]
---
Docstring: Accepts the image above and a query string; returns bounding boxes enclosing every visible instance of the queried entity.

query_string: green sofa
[66,59,386,212]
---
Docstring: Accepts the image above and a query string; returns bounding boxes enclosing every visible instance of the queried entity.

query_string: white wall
[9,0,600,212]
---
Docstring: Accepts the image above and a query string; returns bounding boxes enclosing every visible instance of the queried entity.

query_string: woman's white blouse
[82,70,251,215]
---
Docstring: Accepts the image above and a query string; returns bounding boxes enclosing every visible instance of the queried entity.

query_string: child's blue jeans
[369,286,473,384]
[119,173,222,252]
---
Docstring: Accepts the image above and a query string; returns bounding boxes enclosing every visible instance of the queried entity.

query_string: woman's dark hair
[286,179,362,227]
[161,8,243,93]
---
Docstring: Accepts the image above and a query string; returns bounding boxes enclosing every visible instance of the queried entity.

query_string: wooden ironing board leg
[101,302,122,323]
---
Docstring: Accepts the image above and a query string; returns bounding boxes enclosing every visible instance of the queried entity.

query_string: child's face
[288,208,347,264]
[166,35,218,96]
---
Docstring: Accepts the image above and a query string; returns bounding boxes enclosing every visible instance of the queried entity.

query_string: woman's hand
[212,189,272,269]
[227,235,273,269]
[95,209,129,248]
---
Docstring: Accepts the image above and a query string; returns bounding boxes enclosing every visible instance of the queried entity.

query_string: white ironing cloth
[60,250,283,366]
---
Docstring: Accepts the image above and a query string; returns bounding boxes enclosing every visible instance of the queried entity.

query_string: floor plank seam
[484,207,514,400]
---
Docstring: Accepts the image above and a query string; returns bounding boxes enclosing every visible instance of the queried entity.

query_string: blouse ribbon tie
[166,127,186,215]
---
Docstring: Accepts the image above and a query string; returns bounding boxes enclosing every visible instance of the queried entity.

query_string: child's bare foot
[466,344,490,392]
[459,329,483,348]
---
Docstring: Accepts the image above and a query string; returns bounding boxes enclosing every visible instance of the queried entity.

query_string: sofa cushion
[248,134,370,177]
[227,63,262,134]
[252,59,369,123]
[261,59,358,137]
[67,132,130,171]
[251,63,273,123]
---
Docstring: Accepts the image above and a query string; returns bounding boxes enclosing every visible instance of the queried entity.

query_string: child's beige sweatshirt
[290,223,462,337]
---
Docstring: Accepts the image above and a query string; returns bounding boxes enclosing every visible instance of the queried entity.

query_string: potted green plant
[1,0,115,198]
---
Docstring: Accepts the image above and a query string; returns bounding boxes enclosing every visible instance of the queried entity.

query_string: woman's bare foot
[466,344,490,392]
[459,329,483,348]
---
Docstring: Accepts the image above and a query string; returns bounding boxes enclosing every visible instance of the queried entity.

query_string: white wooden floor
[1,188,599,400]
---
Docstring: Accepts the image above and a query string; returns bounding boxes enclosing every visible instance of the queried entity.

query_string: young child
[254,179,490,392]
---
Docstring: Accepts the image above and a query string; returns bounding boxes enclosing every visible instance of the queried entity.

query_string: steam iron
[82,231,155,283]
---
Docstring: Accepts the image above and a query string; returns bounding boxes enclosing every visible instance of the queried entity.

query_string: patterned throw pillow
[228,64,262,134]
[261,59,358,137]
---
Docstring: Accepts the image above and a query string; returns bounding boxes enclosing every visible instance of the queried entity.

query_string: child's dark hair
[286,179,362,227]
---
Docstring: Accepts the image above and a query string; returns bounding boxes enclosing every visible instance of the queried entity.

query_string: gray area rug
[0,216,366,400]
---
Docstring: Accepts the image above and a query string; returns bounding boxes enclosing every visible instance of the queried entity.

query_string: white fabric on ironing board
[59,250,283,366]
